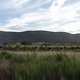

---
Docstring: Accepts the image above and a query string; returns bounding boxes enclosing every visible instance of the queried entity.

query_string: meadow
[0,50,80,80]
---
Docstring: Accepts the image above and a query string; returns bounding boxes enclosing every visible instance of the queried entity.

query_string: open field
[4,50,80,56]
[0,51,80,80]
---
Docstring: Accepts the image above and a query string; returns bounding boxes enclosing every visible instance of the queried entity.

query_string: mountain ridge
[0,31,80,44]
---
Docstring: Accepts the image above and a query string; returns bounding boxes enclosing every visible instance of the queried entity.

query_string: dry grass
[6,50,80,56]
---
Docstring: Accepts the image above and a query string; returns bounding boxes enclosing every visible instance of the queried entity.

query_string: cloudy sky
[0,0,80,33]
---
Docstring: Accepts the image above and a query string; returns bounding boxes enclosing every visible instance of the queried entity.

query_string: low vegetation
[0,51,80,80]
[1,44,80,51]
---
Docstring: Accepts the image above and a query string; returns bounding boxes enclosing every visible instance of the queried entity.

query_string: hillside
[0,31,80,44]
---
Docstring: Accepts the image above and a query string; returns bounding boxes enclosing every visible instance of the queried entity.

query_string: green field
[0,51,80,80]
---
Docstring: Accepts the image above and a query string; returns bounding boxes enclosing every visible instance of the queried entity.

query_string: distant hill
[0,31,80,44]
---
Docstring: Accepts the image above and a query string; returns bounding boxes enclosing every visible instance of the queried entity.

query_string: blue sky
[0,0,80,33]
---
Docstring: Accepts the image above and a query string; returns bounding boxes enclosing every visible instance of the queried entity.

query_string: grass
[0,51,80,80]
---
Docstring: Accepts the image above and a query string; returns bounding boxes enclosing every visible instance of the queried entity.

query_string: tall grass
[0,51,80,80]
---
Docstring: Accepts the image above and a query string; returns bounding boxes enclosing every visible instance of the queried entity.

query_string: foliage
[2,44,80,51]
[0,51,80,80]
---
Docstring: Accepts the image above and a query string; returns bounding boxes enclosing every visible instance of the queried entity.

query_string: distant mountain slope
[0,31,80,44]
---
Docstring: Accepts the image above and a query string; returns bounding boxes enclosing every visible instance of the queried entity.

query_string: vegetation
[1,44,80,51]
[1,31,80,80]
[0,31,80,44]
[0,51,80,80]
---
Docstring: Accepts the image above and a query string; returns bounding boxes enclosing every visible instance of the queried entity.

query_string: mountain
[0,31,80,44]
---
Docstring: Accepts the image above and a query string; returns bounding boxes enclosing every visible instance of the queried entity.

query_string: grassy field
[2,44,80,51]
[0,51,80,80]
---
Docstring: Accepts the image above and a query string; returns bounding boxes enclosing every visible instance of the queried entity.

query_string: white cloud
[50,0,66,9]
[49,0,80,22]
[0,0,80,33]
[11,0,29,8]
[0,0,29,10]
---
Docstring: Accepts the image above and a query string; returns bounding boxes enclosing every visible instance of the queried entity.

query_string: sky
[0,0,80,33]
